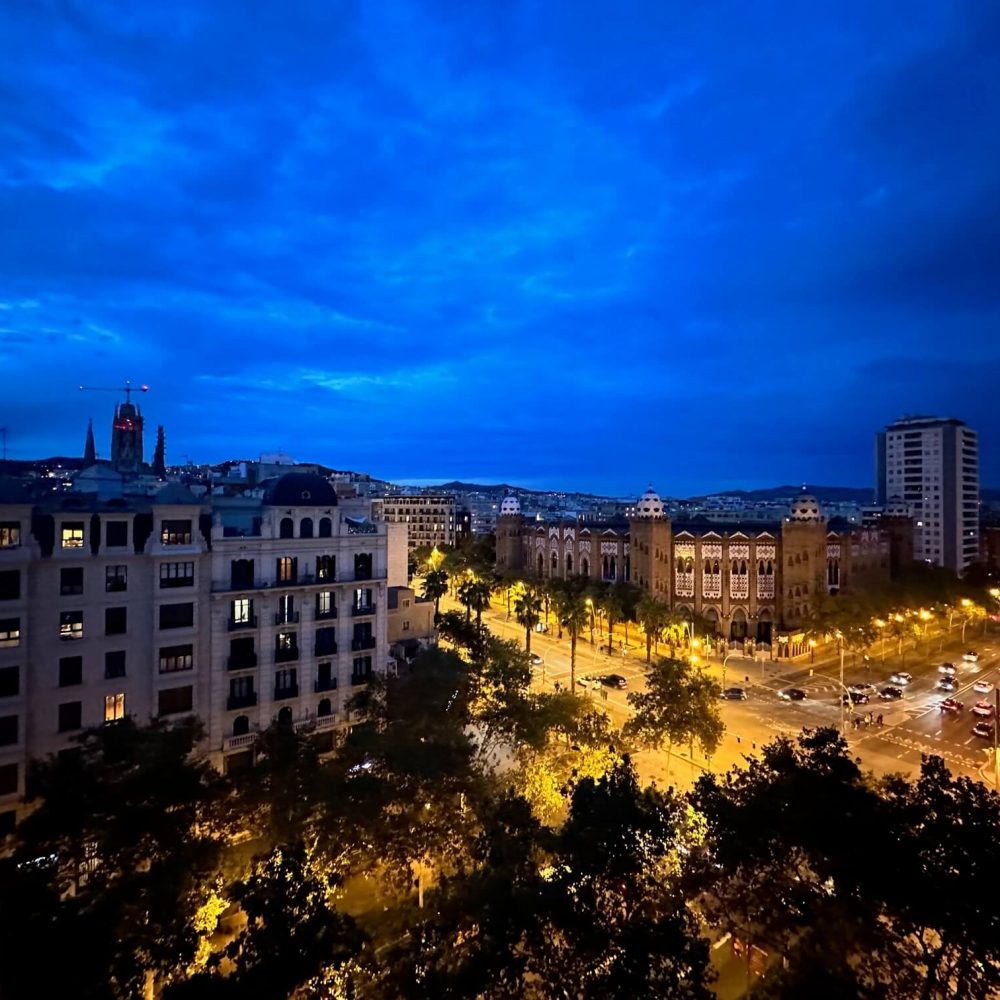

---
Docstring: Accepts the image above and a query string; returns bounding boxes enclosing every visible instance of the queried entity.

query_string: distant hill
[432,481,603,498]
[688,485,876,503]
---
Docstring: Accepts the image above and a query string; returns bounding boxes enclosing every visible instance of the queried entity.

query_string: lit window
[160,520,192,545]
[0,618,19,648]
[0,523,20,548]
[104,693,125,723]
[59,611,83,641]
[61,522,85,548]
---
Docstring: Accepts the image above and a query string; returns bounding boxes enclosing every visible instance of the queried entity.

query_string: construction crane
[79,381,149,403]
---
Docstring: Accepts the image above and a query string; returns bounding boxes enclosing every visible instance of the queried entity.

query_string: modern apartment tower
[875,416,980,574]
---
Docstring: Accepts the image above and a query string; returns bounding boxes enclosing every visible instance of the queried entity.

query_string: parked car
[889,672,913,686]
[962,651,980,663]
[576,676,594,690]
[721,687,748,701]
[939,698,963,713]
[879,686,903,700]
[534,622,549,634]
[938,663,957,676]
[937,677,958,692]
[971,701,996,718]
[842,692,869,706]
[972,721,995,739]
[600,674,627,689]
[973,680,994,695]
[778,688,807,701]
[529,653,544,666]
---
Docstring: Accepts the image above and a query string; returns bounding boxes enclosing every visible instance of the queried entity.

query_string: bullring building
[0,473,390,833]
[496,487,894,650]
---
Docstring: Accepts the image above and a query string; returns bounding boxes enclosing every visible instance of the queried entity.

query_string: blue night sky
[1,2,998,497]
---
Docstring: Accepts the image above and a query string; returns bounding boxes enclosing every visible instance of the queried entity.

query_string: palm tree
[421,569,449,620]
[558,592,589,692]
[514,586,543,656]
[636,595,670,664]
[468,580,493,630]
[613,581,641,650]
[601,589,625,656]
[456,577,477,623]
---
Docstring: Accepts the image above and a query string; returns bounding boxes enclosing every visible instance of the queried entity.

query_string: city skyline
[2,2,999,495]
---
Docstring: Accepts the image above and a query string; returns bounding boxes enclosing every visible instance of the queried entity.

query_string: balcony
[275,646,299,663]
[227,692,258,710]
[353,571,373,582]
[314,642,338,657]
[224,732,258,751]
[227,652,258,670]
[350,674,370,686]
[314,677,338,692]
[105,579,128,593]
[315,607,337,620]
[274,684,299,701]
[351,604,375,617]
[274,611,300,626]
[228,616,258,631]
[351,637,376,652]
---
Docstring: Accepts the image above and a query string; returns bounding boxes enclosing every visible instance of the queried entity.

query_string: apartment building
[373,493,457,550]
[876,416,980,574]
[0,472,389,831]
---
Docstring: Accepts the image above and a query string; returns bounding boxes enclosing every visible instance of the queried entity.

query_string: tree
[601,587,625,654]
[514,586,543,656]
[456,576,476,622]
[613,581,642,648]
[421,568,449,619]
[555,589,589,691]
[467,579,494,630]
[624,658,723,777]
[0,719,227,999]
[637,595,671,664]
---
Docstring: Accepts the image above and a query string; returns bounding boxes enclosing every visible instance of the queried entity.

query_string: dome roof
[788,494,823,522]
[499,494,521,516]
[634,485,664,519]
[262,473,338,507]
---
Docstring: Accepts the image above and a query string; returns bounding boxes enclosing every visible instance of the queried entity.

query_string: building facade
[373,494,458,551]
[496,488,891,652]
[0,473,389,832]
[876,416,980,574]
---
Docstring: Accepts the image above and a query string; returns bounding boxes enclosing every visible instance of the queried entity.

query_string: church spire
[83,419,96,466]
[153,425,166,478]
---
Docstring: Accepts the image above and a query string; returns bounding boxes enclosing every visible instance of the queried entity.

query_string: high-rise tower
[875,416,979,574]
[83,419,96,466]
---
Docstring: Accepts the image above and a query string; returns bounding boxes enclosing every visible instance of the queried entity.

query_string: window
[0,571,19,601]
[158,686,193,716]
[0,667,18,698]
[105,565,127,592]
[229,559,253,590]
[318,517,332,538]
[104,693,125,723]
[0,523,21,548]
[60,567,84,596]
[231,597,254,625]
[316,661,336,692]
[276,557,297,583]
[105,521,128,547]
[105,607,127,636]
[161,562,195,588]
[105,651,126,680]
[59,657,83,687]
[0,618,19,648]
[316,555,335,580]
[353,588,373,613]
[0,763,17,796]
[0,715,17,746]
[275,669,297,697]
[160,520,192,545]
[58,701,82,732]
[61,522,85,549]
[159,644,193,673]
[159,602,194,630]
[354,553,373,580]
[228,676,256,709]
[315,626,336,655]
[276,594,297,624]
[300,518,313,539]
[402,620,410,631]
[275,632,298,661]
[59,611,84,641]
[316,590,334,618]
[279,518,294,539]
[351,656,372,684]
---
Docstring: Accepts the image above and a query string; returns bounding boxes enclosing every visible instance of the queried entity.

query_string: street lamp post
[808,639,816,664]
[837,632,846,738]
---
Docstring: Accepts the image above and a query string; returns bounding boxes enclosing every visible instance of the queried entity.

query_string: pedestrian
[877,713,883,727]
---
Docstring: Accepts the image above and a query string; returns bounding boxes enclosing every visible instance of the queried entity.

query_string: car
[972,701,996,718]
[600,674,627,689]
[842,692,869,706]
[940,698,964,713]
[848,683,878,697]
[890,672,913,686]
[972,721,995,739]
[962,651,980,663]
[721,687,748,701]
[576,676,593,690]
[529,653,544,666]
[534,622,549,634]
[937,677,958,692]
[974,680,994,695]
[778,688,807,701]
[938,663,957,676]
[879,686,903,700]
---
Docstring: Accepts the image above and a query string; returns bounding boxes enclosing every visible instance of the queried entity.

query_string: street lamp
[835,630,846,737]
[808,638,816,664]
[585,598,595,645]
